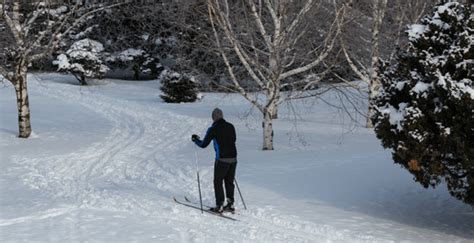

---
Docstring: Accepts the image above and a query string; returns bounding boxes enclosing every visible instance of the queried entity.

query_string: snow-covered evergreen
[54,39,109,85]
[372,2,473,204]
[107,48,163,80]
[159,70,199,103]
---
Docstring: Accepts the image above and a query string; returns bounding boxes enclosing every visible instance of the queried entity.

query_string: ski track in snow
[3,76,360,242]
[0,207,77,227]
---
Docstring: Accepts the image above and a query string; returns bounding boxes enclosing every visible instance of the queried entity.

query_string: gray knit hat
[212,108,223,122]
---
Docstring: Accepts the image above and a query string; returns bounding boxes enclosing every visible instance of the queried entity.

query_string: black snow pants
[214,160,237,206]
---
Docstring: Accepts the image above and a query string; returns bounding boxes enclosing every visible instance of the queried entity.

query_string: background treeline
[8,0,440,88]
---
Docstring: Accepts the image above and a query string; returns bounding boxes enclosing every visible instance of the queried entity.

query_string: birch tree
[340,0,387,128]
[0,1,127,138]
[207,0,346,150]
[340,0,434,128]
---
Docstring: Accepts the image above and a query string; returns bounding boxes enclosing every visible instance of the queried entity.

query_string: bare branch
[246,0,272,48]
[283,0,315,42]
[3,2,22,45]
[208,1,264,113]
[210,0,267,89]
[340,36,370,83]
[30,2,130,62]
[0,64,10,80]
[282,64,333,102]
[263,0,281,44]
[279,3,345,80]
[23,2,47,39]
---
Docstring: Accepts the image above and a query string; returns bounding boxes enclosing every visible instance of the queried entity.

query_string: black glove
[191,134,200,142]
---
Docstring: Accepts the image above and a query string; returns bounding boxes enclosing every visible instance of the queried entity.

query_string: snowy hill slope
[1,73,473,242]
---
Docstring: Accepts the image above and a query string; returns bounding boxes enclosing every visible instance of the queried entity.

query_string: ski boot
[223,199,235,213]
[209,205,224,214]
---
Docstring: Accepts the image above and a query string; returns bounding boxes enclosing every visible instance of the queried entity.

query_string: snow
[108,48,145,62]
[47,6,68,18]
[407,24,427,41]
[71,26,98,40]
[456,59,473,70]
[381,103,411,131]
[411,81,431,94]
[431,18,451,30]
[395,80,408,91]
[1,73,473,242]
[54,39,109,78]
[437,2,458,16]
[53,54,70,70]
[410,77,437,99]
[69,39,104,56]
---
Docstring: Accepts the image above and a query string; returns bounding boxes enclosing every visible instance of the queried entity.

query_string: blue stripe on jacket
[194,124,219,159]
[194,126,213,148]
[213,139,220,160]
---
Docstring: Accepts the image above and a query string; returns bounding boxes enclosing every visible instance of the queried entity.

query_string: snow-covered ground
[1,73,473,242]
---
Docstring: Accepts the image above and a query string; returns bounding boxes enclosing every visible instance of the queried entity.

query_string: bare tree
[207,0,346,150]
[340,0,387,128]
[0,1,127,138]
[340,0,435,128]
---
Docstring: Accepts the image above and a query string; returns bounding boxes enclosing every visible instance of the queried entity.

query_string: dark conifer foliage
[372,2,474,204]
[160,70,199,103]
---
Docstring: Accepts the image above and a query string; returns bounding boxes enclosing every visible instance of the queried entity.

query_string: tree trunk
[367,77,381,128]
[79,75,88,86]
[271,106,278,119]
[366,0,387,128]
[133,65,140,80]
[262,107,275,150]
[13,68,32,138]
[367,93,375,128]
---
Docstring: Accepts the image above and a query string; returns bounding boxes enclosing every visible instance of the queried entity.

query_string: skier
[192,108,237,213]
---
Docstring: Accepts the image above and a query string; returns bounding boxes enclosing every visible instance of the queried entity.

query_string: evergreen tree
[54,38,109,85]
[372,2,474,204]
[160,70,199,103]
[107,48,163,80]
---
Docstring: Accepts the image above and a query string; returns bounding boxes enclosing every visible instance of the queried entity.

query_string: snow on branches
[54,38,109,85]
[159,70,199,103]
[372,2,474,205]
[107,48,163,80]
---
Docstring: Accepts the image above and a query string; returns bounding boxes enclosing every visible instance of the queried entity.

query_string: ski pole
[234,178,247,210]
[194,146,204,214]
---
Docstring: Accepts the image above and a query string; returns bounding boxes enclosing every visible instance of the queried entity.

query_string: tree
[206,0,346,150]
[107,48,163,80]
[160,69,199,103]
[0,1,127,138]
[84,1,203,80]
[54,38,109,85]
[340,0,437,128]
[372,2,474,204]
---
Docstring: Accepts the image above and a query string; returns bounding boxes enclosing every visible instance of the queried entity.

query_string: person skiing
[192,108,237,213]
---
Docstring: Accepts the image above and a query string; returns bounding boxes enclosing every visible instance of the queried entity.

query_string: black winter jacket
[194,119,237,160]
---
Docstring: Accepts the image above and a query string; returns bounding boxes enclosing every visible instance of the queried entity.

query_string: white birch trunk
[367,79,381,128]
[13,65,32,138]
[262,107,275,150]
[366,0,387,128]
[271,106,278,119]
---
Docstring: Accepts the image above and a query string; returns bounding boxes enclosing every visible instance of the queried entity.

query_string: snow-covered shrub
[54,38,109,85]
[160,70,199,103]
[372,2,474,204]
[107,48,163,80]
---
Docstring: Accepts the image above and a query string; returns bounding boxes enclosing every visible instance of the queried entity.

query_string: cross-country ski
[173,197,237,221]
